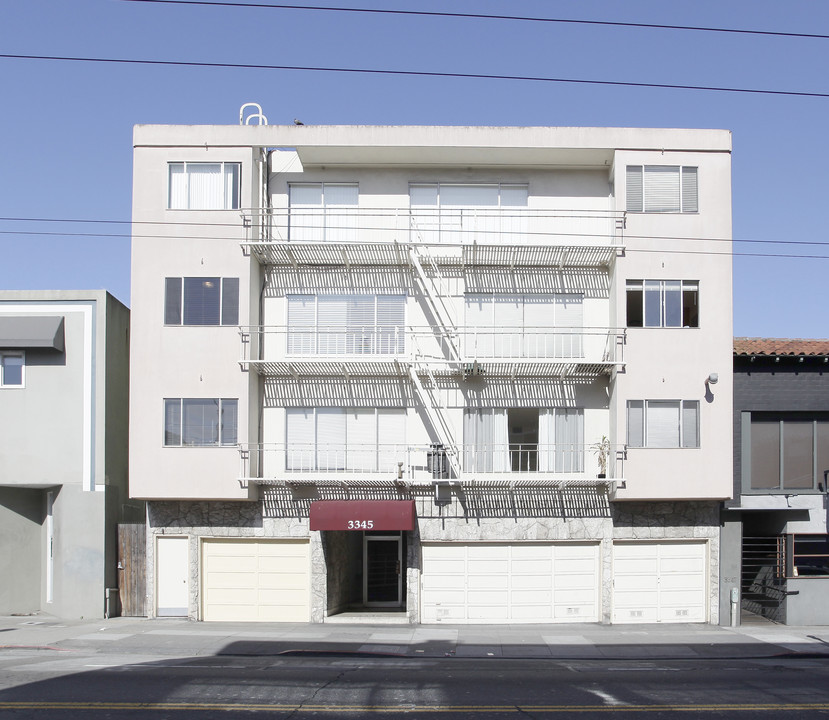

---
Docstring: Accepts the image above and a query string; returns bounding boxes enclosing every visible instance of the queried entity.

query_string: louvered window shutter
[626,166,643,212]
[376,295,405,354]
[377,409,406,472]
[681,167,698,212]
[316,408,346,470]
[287,295,316,355]
[317,296,348,354]
[286,408,315,470]
[347,408,377,471]
[644,166,680,212]
[646,401,681,448]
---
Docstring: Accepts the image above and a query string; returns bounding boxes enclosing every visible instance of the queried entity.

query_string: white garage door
[612,541,707,624]
[202,539,310,622]
[421,542,599,624]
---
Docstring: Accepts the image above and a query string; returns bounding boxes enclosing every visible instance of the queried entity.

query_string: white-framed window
[463,407,584,473]
[626,280,699,328]
[285,407,406,472]
[0,351,24,387]
[626,165,698,213]
[289,183,358,242]
[464,293,583,358]
[627,400,699,448]
[409,183,529,244]
[164,277,239,326]
[168,162,240,210]
[287,294,405,355]
[163,398,238,447]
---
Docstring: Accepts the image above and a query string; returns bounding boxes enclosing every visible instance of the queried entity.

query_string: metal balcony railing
[239,442,625,484]
[240,207,625,266]
[239,325,625,375]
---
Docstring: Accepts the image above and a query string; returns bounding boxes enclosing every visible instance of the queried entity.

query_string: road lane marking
[583,689,627,706]
[1,702,829,713]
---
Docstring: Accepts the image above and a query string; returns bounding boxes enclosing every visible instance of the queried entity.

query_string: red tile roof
[734,337,829,357]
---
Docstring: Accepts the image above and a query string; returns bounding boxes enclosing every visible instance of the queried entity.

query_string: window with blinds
[464,293,583,358]
[285,408,406,472]
[627,400,699,448]
[289,183,358,242]
[163,398,238,447]
[748,415,829,491]
[168,162,240,210]
[165,277,239,326]
[626,165,698,213]
[287,295,405,355]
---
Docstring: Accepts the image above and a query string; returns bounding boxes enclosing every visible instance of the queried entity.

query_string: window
[410,183,529,244]
[748,415,829,491]
[165,277,239,326]
[168,162,240,210]
[0,352,24,387]
[164,398,238,446]
[463,407,584,473]
[285,407,405,472]
[626,280,698,328]
[465,293,583,357]
[287,295,405,355]
[626,165,698,213]
[289,183,358,242]
[788,534,829,577]
[627,400,699,448]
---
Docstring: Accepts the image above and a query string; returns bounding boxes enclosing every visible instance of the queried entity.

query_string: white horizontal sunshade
[644,166,680,213]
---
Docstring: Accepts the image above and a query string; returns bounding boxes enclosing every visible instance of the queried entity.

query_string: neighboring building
[130,122,733,624]
[721,338,829,625]
[0,290,136,618]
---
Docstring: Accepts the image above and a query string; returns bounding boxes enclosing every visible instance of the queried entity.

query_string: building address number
[347,520,375,530]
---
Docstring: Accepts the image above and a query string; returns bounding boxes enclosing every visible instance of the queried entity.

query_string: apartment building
[130,122,732,624]
[0,290,134,618]
[721,339,829,625]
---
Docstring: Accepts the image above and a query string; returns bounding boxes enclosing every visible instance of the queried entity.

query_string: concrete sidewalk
[1,615,828,661]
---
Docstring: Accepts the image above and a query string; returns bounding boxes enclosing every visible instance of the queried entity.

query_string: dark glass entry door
[364,535,402,606]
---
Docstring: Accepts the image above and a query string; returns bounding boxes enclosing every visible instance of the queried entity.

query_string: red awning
[309,500,416,531]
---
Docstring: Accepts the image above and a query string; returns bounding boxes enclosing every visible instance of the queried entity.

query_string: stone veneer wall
[148,497,720,625]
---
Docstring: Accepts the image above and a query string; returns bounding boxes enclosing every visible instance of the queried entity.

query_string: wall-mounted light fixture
[707,372,719,385]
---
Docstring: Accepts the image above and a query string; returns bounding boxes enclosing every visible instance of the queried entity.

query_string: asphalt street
[1,617,828,717]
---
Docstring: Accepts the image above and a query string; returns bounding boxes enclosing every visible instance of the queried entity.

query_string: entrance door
[364,534,402,607]
[156,536,189,617]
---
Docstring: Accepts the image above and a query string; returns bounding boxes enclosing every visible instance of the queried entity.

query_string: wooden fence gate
[118,523,147,617]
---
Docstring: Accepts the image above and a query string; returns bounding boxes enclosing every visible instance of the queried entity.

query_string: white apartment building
[130,122,733,624]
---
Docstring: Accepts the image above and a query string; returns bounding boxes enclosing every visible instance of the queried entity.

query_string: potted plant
[591,436,610,478]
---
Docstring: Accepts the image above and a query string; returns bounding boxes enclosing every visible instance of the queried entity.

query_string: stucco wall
[0,487,43,614]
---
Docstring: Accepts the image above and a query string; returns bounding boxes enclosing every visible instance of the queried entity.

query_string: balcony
[239,442,626,487]
[239,326,625,378]
[241,207,625,268]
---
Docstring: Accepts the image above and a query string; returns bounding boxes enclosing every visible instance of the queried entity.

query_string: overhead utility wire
[120,0,829,42]
[1,53,828,99]
[1,215,829,249]
[3,229,829,260]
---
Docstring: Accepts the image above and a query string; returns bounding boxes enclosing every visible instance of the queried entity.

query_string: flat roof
[133,125,731,167]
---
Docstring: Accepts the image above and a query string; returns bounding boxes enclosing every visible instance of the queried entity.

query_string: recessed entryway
[364,532,403,607]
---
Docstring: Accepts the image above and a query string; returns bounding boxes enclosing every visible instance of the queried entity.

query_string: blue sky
[1,0,827,338]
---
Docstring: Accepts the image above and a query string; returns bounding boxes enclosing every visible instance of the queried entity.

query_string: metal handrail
[239,442,625,481]
[239,325,626,364]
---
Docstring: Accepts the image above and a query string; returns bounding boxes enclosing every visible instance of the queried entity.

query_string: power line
[1,53,828,99]
[2,214,829,249]
[120,0,829,42]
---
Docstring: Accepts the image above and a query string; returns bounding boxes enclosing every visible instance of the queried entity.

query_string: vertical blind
[168,163,239,210]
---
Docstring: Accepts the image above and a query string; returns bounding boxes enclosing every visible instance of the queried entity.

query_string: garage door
[612,541,707,624]
[421,542,599,624]
[201,539,310,622]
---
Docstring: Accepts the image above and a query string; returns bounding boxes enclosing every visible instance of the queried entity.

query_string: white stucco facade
[130,124,732,624]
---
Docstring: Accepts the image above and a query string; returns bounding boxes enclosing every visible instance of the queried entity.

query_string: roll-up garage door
[421,542,599,624]
[612,541,707,624]
[201,539,310,622]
